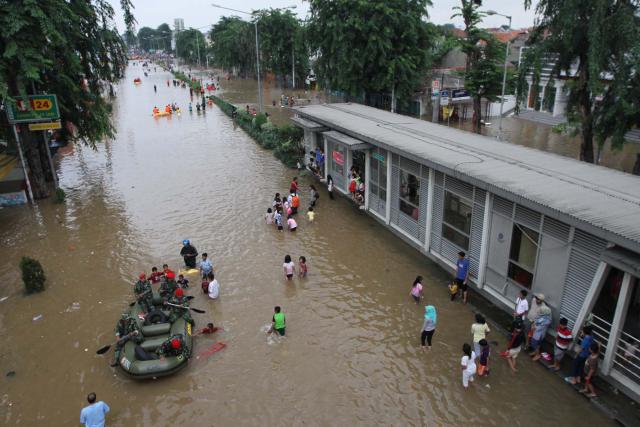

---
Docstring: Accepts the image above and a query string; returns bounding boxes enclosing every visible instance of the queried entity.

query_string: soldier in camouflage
[165,288,195,326]
[156,334,190,359]
[112,313,143,367]
[133,273,153,313]
[159,271,178,299]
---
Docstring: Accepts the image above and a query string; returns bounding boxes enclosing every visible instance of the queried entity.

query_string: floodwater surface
[0,64,614,426]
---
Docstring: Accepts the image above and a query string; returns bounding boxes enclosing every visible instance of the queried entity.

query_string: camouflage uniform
[156,334,191,359]
[166,295,194,326]
[113,313,142,365]
[133,279,153,312]
[159,278,178,299]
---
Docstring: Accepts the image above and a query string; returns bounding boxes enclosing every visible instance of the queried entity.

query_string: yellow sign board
[28,121,62,131]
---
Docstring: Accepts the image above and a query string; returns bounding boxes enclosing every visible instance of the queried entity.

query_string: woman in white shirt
[207,273,220,299]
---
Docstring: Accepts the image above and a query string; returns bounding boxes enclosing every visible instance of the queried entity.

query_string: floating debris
[32,314,43,322]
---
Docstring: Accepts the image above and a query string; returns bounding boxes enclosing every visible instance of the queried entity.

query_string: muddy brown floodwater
[0,64,614,426]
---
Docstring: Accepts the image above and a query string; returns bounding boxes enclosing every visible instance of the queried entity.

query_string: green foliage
[137,23,172,52]
[172,71,201,91]
[521,0,640,162]
[209,17,256,76]
[0,0,130,146]
[175,29,207,64]
[253,9,309,86]
[19,256,46,294]
[308,0,435,100]
[253,113,267,129]
[210,96,304,167]
[53,188,66,204]
[452,0,505,132]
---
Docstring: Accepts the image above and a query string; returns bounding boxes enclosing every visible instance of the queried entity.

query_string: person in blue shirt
[565,325,594,385]
[80,392,109,427]
[200,252,213,278]
[455,251,470,304]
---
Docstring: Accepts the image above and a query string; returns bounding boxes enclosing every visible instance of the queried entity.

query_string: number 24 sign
[6,94,60,123]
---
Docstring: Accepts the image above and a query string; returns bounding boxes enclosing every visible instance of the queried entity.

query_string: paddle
[96,331,139,355]
[165,302,206,314]
[128,295,194,307]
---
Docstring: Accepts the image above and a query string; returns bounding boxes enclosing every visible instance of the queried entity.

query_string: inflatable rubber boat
[117,291,193,379]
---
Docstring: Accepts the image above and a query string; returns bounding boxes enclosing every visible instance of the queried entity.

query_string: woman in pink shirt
[410,276,423,304]
[287,215,297,232]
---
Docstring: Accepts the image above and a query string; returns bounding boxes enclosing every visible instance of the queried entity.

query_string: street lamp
[486,10,512,140]
[211,3,296,113]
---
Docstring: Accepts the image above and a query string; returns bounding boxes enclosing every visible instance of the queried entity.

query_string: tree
[307,0,434,104]
[452,0,504,133]
[209,17,255,77]
[253,9,307,88]
[521,0,640,164]
[137,26,156,51]
[0,0,133,198]
[176,29,206,65]
[156,23,172,52]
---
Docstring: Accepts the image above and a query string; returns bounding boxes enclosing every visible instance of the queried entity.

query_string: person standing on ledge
[180,240,198,269]
[455,251,470,304]
[80,392,109,427]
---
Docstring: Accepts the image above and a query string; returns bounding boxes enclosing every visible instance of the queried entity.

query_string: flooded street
[0,65,614,426]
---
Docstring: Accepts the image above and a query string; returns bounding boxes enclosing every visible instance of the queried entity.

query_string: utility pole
[292,44,295,89]
[254,21,263,112]
[195,31,201,67]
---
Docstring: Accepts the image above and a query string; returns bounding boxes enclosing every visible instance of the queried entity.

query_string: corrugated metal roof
[290,116,326,130]
[323,130,371,150]
[292,103,640,251]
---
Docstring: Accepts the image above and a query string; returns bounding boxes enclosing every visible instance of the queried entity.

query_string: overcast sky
[109,0,539,32]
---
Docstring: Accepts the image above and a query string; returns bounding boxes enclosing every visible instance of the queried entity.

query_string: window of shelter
[442,191,472,250]
[399,170,419,219]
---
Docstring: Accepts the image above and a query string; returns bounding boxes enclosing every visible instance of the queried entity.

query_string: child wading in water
[270,306,286,336]
[177,274,189,289]
[283,255,295,280]
[580,342,600,398]
[298,256,308,277]
[448,280,459,301]
[461,343,477,389]
[410,276,423,304]
[478,339,490,376]
[274,209,284,231]
[307,207,315,223]
[265,208,274,225]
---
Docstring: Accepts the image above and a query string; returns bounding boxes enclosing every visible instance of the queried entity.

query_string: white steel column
[323,137,329,179]
[385,154,392,224]
[346,148,353,185]
[424,168,435,251]
[364,150,371,211]
[572,261,610,335]
[477,192,492,288]
[602,273,634,375]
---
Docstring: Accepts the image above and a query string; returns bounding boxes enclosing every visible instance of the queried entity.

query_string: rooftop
[292,103,640,252]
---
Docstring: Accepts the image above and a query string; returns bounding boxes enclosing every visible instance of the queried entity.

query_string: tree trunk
[632,154,640,176]
[580,111,594,163]
[473,95,482,134]
[19,125,50,199]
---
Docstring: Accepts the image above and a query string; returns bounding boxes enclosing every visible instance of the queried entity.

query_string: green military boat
[117,290,193,379]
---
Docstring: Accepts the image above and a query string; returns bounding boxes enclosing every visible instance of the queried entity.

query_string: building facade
[293,103,640,402]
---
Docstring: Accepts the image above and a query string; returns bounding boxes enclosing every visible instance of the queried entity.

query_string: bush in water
[53,188,66,204]
[19,257,46,294]
[210,96,304,168]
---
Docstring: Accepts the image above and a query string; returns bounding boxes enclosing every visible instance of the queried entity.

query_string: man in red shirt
[289,177,298,194]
